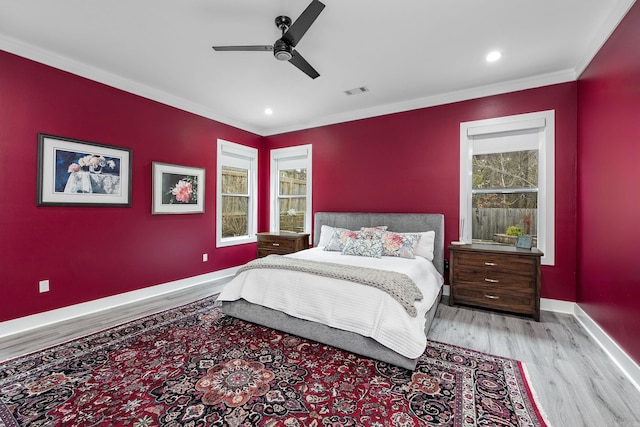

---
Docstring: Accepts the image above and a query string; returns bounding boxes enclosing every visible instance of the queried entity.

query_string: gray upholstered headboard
[313,212,445,275]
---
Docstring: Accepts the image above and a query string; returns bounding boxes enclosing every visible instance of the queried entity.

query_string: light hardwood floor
[2,281,639,427]
[430,300,640,427]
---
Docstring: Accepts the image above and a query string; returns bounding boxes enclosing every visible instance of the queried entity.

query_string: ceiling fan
[212,0,325,79]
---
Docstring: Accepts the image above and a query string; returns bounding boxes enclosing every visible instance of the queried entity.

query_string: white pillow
[405,230,435,261]
[317,225,335,247]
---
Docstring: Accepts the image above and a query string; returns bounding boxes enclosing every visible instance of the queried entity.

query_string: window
[216,139,258,247]
[270,145,312,237]
[460,110,555,265]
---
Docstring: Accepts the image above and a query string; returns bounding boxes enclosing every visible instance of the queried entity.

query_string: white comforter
[217,247,444,359]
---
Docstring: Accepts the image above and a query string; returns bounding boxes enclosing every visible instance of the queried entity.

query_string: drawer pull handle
[485,294,500,300]
[484,278,499,283]
[485,262,498,266]
[272,243,280,247]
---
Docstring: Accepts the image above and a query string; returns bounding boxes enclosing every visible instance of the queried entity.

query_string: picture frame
[152,162,205,214]
[37,133,132,207]
[516,235,533,249]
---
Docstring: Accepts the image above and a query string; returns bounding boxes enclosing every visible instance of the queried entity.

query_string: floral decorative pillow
[341,238,383,258]
[380,232,421,259]
[323,228,359,252]
[358,226,388,240]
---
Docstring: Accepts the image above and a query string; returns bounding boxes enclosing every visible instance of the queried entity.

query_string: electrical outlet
[202,253,208,262]
[39,279,50,293]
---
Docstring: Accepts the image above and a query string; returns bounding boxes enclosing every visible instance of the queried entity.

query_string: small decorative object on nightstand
[516,235,533,249]
[448,243,543,321]
[256,232,310,258]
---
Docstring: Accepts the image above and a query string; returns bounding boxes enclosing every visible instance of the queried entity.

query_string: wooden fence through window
[221,171,307,235]
[472,207,537,242]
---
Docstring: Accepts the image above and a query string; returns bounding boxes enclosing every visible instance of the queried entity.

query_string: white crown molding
[3,32,578,138]
[264,69,577,136]
[0,267,237,341]
[0,34,263,136]
[574,0,638,77]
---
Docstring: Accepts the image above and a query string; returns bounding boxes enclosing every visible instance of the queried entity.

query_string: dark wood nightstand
[256,232,310,258]
[448,244,543,321]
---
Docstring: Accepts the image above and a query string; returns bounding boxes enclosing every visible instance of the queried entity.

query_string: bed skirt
[221,288,442,370]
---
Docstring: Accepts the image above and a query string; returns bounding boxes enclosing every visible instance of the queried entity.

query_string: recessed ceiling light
[486,51,502,62]
[264,108,273,115]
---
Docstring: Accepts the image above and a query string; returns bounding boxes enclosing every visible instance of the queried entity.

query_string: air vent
[344,86,369,96]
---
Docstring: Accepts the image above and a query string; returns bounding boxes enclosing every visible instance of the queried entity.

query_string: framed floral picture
[37,133,132,206]
[152,162,205,214]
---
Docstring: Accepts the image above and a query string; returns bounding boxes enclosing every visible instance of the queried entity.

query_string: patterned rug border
[0,295,216,366]
[519,361,553,426]
[0,294,552,427]
[414,339,552,427]
[0,296,216,382]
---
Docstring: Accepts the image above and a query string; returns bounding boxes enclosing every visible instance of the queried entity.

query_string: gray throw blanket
[236,255,423,317]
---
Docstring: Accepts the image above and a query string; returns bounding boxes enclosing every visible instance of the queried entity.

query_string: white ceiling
[0,0,636,136]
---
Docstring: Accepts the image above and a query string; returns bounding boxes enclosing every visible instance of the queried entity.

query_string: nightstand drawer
[453,269,536,289]
[455,252,536,276]
[453,282,536,315]
[257,248,290,257]
[256,232,310,258]
[258,237,297,251]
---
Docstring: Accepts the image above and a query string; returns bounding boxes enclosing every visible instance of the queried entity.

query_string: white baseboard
[574,303,640,393]
[540,297,575,314]
[0,267,238,339]
[543,298,640,393]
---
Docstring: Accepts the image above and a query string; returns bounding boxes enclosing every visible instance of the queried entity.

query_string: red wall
[264,83,578,302]
[0,50,263,322]
[4,4,638,370]
[0,48,579,324]
[577,1,640,363]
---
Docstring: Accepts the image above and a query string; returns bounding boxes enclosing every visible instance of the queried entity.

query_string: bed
[218,212,445,370]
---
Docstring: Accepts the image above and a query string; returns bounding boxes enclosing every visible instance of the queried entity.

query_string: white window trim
[270,145,312,238]
[216,139,258,248]
[460,110,555,265]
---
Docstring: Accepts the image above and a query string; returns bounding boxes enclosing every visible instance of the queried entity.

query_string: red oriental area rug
[0,296,549,427]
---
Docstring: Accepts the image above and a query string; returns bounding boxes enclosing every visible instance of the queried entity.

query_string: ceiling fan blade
[212,45,273,52]
[289,50,320,79]
[282,0,325,47]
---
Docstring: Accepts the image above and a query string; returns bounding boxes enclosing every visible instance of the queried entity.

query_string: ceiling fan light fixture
[211,0,325,78]
[274,50,293,61]
[274,40,293,61]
